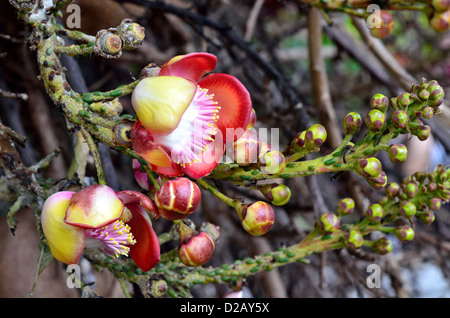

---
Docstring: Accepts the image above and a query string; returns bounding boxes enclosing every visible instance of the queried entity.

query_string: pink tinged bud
[370,94,389,112]
[365,204,384,223]
[388,144,408,163]
[64,184,124,228]
[386,182,400,198]
[372,237,393,255]
[367,171,387,189]
[132,159,151,191]
[428,197,442,210]
[240,201,275,236]
[400,201,417,217]
[41,191,85,265]
[305,124,327,148]
[421,106,434,119]
[154,178,201,220]
[429,11,450,32]
[259,150,286,175]
[417,210,435,225]
[357,157,382,178]
[369,10,395,39]
[344,230,363,249]
[392,110,409,129]
[336,198,355,217]
[394,225,415,242]
[415,125,431,141]
[431,0,450,12]
[260,183,291,206]
[364,109,385,131]
[343,112,362,135]
[232,129,260,166]
[316,213,340,234]
[179,232,215,267]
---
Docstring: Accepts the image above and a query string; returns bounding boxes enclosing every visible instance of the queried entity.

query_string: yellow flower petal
[64,185,124,228]
[131,76,197,136]
[41,192,85,265]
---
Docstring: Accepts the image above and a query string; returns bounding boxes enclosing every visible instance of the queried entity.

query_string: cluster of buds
[94,19,145,58]
[427,0,450,32]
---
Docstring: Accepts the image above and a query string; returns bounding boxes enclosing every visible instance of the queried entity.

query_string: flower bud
[385,182,400,198]
[293,131,306,149]
[366,203,384,223]
[370,93,389,112]
[417,210,435,225]
[388,144,408,163]
[431,0,450,12]
[336,198,355,217]
[258,142,272,159]
[394,225,415,242]
[427,80,445,107]
[391,110,409,129]
[421,106,434,119]
[344,230,363,249]
[117,18,145,51]
[372,237,393,255]
[369,10,395,38]
[364,109,385,131]
[429,11,450,32]
[154,178,201,220]
[418,88,431,101]
[141,63,161,78]
[399,201,417,217]
[402,182,419,198]
[259,150,286,175]
[305,124,327,148]
[232,129,260,166]
[259,183,291,206]
[343,112,362,135]
[367,171,387,189]
[414,124,431,141]
[246,108,257,129]
[428,197,442,210]
[357,157,382,178]
[315,213,340,234]
[95,29,123,58]
[179,232,215,267]
[240,201,275,236]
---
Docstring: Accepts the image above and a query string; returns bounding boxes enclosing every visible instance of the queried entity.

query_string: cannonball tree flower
[41,184,160,272]
[131,52,252,179]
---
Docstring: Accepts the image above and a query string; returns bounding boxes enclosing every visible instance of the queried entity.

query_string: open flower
[41,184,160,272]
[131,52,252,179]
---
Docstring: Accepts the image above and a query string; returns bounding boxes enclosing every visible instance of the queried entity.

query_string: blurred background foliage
[0,0,449,297]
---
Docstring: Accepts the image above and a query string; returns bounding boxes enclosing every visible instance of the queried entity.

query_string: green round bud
[396,92,411,110]
[400,201,417,217]
[343,112,362,135]
[260,183,291,206]
[392,110,409,129]
[388,144,408,163]
[429,11,450,32]
[427,81,445,107]
[259,150,286,175]
[370,93,389,112]
[417,210,435,225]
[431,0,450,12]
[305,124,327,148]
[369,10,395,39]
[403,182,419,198]
[336,198,355,217]
[385,182,400,198]
[418,89,431,101]
[241,201,275,236]
[394,225,415,242]
[367,171,388,189]
[366,203,384,223]
[344,230,364,249]
[364,109,385,131]
[316,213,340,234]
[414,125,431,141]
[421,106,434,119]
[357,157,382,178]
[372,237,394,255]
[428,197,442,210]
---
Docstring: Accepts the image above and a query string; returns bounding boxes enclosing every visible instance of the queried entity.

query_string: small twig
[0,89,28,101]
[80,126,107,185]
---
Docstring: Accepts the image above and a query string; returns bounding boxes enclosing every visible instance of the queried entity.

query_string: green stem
[80,126,107,185]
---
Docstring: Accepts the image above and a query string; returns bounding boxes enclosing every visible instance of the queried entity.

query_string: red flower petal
[198,73,252,144]
[182,137,224,179]
[126,204,160,272]
[116,190,159,219]
[159,52,217,82]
